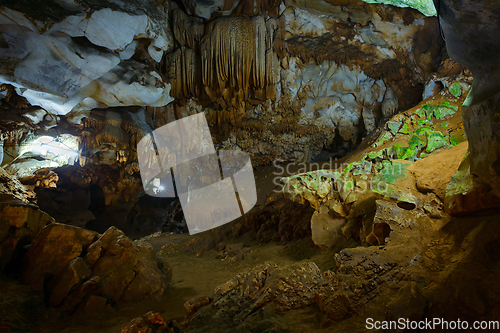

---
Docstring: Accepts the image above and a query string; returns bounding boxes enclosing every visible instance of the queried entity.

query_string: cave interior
[1,0,500,332]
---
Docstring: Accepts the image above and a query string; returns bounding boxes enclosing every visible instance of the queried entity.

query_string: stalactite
[199,15,281,106]
[231,0,282,17]
[169,46,200,100]
[168,10,285,108]
[172,8,205,50]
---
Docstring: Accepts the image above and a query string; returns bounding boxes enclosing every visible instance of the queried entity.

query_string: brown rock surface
[87,227,169,303]
[121,311,173,333]
[20,224,171,313]
[408,141,468,200]
[20,223,98,289]
[0,195,53,272]
[47,257,91,307]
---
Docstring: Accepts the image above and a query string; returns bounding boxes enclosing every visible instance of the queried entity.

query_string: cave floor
[29,234,339,333]
[14,205,500,333]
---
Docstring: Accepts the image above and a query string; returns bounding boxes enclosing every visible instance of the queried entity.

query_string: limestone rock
[184,296,211,318]
[160,0,441,165]
[381,87,398,118]
[181,0,227,19]
[74,295,108,315]
[186,262,323,332]
[121,311,173,333]
[86,227,169,303]
[310,209,347,250]
[47,257,91,307]
[20,224,171,312]
[213,262,323,315]
[0,0,174,115]
[408,141,468,201]
[0,167,33,203]
[438,0,500,214]
[314,243,415,324]
[20,223,98,288]
[0,195,53,272]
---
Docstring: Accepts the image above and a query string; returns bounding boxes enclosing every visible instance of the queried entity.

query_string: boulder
[213,262,323,316]
[121,311,174,333]
[20,224,171,313]
[87,227,169,303]
[310,208,347,250]
[0,195,53,272]
[408,141,468,201]
[186,262,323,332]
[20,223,98,288]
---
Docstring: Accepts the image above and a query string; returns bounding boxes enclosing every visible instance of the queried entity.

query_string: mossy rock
[387,120,402,135]
[399,122,411,134]
[433,106,456,119]
[372,132,393,148]
[408,135,426,150]
[448,82,462,98]
[426,131,451,153]
[372,161,410,185]
[415,126,434,136]
[416,119,433,127]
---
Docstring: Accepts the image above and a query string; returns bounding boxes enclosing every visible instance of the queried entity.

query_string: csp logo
[137,112,257,234]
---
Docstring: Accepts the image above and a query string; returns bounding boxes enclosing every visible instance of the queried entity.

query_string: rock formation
[436,0,500,214]
[20,223,171,313]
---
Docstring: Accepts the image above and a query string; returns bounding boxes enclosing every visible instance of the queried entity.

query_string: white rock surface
[281,58,386,141]
[0,0,174,115]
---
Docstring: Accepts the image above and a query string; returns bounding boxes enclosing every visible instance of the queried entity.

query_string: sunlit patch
[11,134,80,169]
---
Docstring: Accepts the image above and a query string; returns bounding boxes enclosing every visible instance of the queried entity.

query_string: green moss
[441,122,449,128]
[415,127,434,136]
[408,135,426,150]
[300,174,320,191]
[421,104,435,119]
[399,122,411,134]
[372,161,410,186]
[449,82,462,98]
[343,162,354,173]
[417,103,458,121]
[416,107,426,118]
[417,119,433,127]
[368,150,384,160]
[426,131,451,153]
[387,120,402,135]
[361,0,437,16]
[433,106,456,119]
[397,146,418,161]
[372,132,393,147]
[441,102,459,111]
